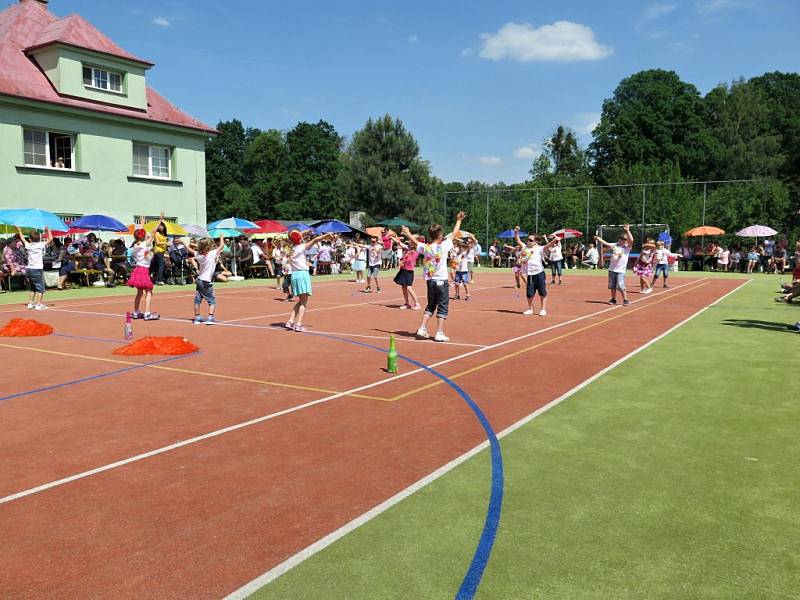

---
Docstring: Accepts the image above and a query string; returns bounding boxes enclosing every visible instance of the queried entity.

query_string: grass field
[1,269,797,599]
[242,272,800,600]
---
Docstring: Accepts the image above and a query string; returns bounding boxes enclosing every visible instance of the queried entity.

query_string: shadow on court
[721,319,799,333]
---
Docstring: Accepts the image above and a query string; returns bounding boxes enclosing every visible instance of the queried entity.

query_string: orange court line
[0,342,389,401]
[386,283,708,402]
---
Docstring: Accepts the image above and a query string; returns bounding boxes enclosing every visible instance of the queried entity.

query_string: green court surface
[248,273,800,599]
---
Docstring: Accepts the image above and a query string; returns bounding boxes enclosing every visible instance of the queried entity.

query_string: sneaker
[551,279,556,285]
[664,284,670,288]
[465,296,471,301]
[523,309,534,315]
[206,316,218,325]
[538,309,547,316]
[412,304,421,310]
[193,316,204,325]
[399,304,409,310]
[34,304,48,310]
[416,327,429,340]
[791,322,800,332]
[376,287,382,294]
[434,331,450,342]
[557,281,562,286]
[132,311,142,319]
[623,300,630,306]
[364,287,372,293]
[284,321,294,330]
[26,302,34,309]
[143,312,160,320]
[609,298,617,305]
[293,324,306,332]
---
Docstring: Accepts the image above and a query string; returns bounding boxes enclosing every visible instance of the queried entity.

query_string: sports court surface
[0,272,778,598]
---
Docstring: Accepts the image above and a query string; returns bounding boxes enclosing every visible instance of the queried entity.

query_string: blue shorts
[607,271,626,291]
[194,279,216,305]
[654,264,670,278]
[526,272,547,298]
[368,265,380,278]
[454,271,470,284]
[27,268,45,293]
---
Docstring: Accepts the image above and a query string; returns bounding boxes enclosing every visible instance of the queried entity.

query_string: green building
[0,0,215,229]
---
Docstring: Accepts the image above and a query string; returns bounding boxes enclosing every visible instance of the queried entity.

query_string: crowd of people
[676,238,798,274]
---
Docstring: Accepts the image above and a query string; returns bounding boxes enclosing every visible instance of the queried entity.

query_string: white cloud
[637,3,678,37]
[477,21,612,63]
[696,0,740,12]
[463,155,503,166]
[461,47,474,57]
[513,146,540,160]
[152,16,171,27]
[408,34,419,43]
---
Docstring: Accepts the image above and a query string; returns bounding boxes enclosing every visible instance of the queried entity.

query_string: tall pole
[485,190,490,251]
[701,182,707,259]
[443,193,448,225]
[535,190,539,233]
[640,186,646,250]
[585,187,590,244]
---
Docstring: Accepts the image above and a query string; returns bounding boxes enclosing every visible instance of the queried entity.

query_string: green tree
[590,69,715,181]
[284,120,344,220]
[244,129,288,218]
[544,125,587,179]
[205,119,247,221]
[346,115,434,221]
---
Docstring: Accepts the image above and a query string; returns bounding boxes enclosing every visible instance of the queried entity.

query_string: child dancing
[632,239,657,294]
[16,226,53,310]
[285,229,332,332]
[595,224,633,306]
[193,233,224,324]
[401,211,466,342]
[514,226,559,316]
[390,232,421,310]
[127,214,163,320]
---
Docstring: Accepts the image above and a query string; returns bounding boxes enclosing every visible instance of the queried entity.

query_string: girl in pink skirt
[127,214,162,320]
[632,239,657,295]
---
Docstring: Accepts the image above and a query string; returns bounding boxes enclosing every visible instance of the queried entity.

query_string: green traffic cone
[387,334,399,373]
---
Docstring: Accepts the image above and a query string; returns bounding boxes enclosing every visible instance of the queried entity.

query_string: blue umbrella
[207,217,259,230]
[284,222,314,232]
[208,228,242,238]
[497,229,527,239]
[71,214,128,232]
[0,208,67,231]
[313,219,353,234]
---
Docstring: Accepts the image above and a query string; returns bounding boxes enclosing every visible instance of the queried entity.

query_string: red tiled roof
[0,0,215,134]
[27,14,153,66]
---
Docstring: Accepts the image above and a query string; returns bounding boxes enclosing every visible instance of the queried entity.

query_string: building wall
[0,99,208,226]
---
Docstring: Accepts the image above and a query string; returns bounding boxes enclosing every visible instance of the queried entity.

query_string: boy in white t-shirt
[595,224,633,306]
[193,233,225,324]
[453,242,471,301]
[17,226,53,310]
[514,226,559,316]
[401,211,466,342]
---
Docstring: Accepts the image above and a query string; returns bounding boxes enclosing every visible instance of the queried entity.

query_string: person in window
[54,157,65,169]
[151,222,169,285]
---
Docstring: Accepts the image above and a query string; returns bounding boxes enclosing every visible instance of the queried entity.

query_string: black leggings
[151,252,165,283]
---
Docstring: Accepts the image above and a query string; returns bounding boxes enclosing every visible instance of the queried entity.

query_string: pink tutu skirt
[633,262,654,278]
[127,266,153,291]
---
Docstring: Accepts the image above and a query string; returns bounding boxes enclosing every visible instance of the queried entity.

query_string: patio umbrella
[375,217,419,229]
[685,225,725,236]
[71,214,128,232]
[736,225,777,238]
[208,228,242,238]
[245,219,287,234]
[180,224,209,238]
[207,217,259,231]
[314,219,353,234]
[552,228,582,240]
[0,208,67,232]
[284,222,314,232]
[141,221,188,236]
[497,229,526,239]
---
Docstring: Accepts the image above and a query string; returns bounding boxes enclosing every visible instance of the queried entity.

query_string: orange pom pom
[113,336,198,356]
[0,319,54,337]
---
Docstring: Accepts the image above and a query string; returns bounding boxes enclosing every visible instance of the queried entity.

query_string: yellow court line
[0,342,388,401]
[387,283,708,402]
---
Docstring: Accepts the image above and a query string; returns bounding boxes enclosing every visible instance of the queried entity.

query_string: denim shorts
[368,265,380,278]
[654,263,670,278]
[425,279,449,319]
[195,279,216,305]
[454,271,470,284]
[607,271,626,291]
[27,268,45,293]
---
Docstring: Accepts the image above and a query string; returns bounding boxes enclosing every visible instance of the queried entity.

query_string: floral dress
[633,247,655,278]
[3,243,27,276]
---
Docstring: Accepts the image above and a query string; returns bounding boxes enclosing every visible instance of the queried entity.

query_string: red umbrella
[246,219,287,234]
[552,228,582,240]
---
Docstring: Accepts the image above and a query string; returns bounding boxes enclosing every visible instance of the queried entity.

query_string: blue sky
[63,0,799,183]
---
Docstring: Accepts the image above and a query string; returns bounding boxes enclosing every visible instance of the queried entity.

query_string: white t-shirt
[25,241,46,270]
[585,248,599,264]
[466,247,476,265]
[291,244,308,271]
[521,245,545,276]
[197,248,220,282]
[357,247,367,261]
[131,243,152,268]
[417,238,453,281]
[368,244,382,267]
[548,243,563,262]
[655,248,673,265]
[608,244,630,274]
[456,251,469,272]
[251,244,264,263]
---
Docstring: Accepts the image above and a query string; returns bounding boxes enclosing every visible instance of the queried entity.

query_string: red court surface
[0,273,744,598]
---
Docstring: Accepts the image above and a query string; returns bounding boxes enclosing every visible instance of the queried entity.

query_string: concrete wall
[0,99,208,226]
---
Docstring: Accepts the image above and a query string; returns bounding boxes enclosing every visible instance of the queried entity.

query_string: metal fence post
[535,190,539,233]
[641,186,647,250]
[485,190,490,251]
[585,187,590,242]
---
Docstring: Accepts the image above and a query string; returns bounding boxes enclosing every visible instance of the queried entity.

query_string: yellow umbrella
[140,221,188,236]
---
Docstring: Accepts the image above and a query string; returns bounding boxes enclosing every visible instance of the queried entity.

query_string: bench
[70,269,103,287]
[245,263,270,278]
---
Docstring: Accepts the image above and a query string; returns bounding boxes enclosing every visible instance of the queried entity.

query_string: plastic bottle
[124,311,133,340]
[387,335,398,373]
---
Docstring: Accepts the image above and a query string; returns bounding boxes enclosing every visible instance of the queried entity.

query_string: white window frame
[23,128,76,171]
[82,65,123,94]
[132,143,172,180]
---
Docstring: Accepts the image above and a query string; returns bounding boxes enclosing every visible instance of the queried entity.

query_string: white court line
[223,277,752,599]
[0,278,709,507]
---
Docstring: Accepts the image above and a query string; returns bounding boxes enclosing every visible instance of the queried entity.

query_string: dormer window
[82,65,122,93]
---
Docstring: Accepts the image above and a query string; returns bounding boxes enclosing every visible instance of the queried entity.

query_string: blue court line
[301,330,503,600]
[0,352,197,403]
